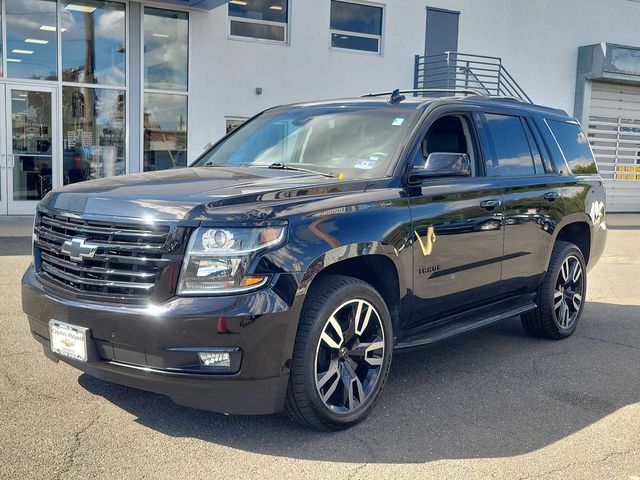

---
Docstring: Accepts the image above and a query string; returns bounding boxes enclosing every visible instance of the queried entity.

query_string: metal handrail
[413,52,532,103]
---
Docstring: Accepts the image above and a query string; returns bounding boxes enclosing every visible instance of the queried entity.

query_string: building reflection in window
[62,87,126,185]
[61,0,126,86]
[143,93,187,172]
[144,8,188,91]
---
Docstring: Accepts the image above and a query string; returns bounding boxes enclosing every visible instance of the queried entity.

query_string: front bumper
[22,266,303,415]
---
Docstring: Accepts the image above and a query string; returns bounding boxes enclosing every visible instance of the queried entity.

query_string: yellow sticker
[338,172,345,180]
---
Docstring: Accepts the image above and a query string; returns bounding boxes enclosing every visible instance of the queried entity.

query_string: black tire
[285,275,393,431]
[522,241,587,339]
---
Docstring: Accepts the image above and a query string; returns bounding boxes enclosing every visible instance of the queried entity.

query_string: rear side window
[484,113,536,176]
[546,120,598,174]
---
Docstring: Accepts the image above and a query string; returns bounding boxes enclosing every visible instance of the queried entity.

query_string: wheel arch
[549,217,592,265]
[297,243,408,333]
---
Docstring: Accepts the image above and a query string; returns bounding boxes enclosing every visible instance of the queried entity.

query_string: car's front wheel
[285,275,393,430]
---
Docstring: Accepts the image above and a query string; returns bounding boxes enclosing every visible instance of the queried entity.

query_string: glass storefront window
[62,87,126,184]
[61,0,126,86]
[144,8,188,92]
[6,0,58,80]
[143,93,187,172]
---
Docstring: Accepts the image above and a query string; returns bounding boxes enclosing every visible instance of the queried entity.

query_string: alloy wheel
[554,255,584,329]
[314,299,385,414]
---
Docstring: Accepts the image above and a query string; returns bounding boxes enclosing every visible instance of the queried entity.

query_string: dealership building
[0,0,639,215]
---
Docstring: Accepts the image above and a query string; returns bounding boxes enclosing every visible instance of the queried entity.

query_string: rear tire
[522,241,587,339]
[285,275,393,431]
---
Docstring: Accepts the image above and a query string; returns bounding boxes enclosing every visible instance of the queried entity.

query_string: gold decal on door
[415,226,437,256]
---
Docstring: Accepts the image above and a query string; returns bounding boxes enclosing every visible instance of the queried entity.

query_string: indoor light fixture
[25,38,49,45]
[12,49,34,55]
[64,4,98,13]
[40,25,67,32]
[6,58,22,63]
[229,0,248,5]
[269,5,283,10]
[152,33,169,38]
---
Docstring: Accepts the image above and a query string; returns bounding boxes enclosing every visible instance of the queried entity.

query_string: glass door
[2,84,57,215]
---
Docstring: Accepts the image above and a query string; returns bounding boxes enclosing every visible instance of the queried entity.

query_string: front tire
[522,241,587,339]
[285,275,393,431]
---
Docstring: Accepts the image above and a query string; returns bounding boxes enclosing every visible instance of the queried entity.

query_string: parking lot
[1,215,639,480]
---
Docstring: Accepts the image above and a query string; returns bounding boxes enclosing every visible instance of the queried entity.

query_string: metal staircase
[414,52,532,103]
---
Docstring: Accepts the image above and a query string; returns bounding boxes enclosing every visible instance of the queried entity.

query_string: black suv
[22,89,607,430]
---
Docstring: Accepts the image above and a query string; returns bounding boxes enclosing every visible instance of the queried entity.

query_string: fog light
[198,351,231,367]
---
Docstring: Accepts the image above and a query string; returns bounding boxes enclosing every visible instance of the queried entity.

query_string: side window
[546,120,598,174]
[415,114,479,177]
[484,113,536,177]
[522,119,548,174]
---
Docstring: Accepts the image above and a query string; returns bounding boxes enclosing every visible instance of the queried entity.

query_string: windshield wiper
[262,162,334,178]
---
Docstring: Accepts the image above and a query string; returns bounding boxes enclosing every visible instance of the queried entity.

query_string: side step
[395,294,536,351]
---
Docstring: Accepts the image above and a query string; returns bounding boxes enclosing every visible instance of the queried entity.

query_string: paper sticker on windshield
[392,117,405,126]
[354,158,377,170]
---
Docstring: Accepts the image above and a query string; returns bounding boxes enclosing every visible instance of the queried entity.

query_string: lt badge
[415,226,437,256]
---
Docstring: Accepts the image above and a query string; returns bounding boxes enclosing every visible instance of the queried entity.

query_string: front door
[408,110,504,327]
[0,84,57,215]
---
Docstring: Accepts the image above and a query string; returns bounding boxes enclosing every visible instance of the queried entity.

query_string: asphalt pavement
[1,217,639,479]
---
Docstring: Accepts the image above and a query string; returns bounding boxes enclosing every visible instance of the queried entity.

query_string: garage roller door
[588,81,640,212]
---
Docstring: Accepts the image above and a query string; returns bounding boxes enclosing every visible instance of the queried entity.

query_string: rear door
[481,110,565,295]
[407,107,504,327]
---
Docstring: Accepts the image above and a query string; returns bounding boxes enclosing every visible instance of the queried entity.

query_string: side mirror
[410,153,471,181]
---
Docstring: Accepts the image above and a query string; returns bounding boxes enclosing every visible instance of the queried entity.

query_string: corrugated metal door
[588,82,640,212]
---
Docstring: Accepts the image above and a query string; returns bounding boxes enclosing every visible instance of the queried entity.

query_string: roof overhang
[574,42,640,126]
[578,42,640,85]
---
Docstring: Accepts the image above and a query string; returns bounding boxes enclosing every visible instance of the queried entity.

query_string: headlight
[177,225,286,295]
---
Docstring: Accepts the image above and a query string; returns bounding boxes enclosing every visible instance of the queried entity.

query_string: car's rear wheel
[522,241,587,339]
[285,275,393,430]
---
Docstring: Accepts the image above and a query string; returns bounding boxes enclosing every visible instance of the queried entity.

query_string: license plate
[49,320,88,362]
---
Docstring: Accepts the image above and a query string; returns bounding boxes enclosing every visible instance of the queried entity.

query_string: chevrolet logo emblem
[415,226,437,256]
[61,237,98,262]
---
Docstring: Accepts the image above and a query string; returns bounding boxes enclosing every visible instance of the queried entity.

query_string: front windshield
[193,105,419,179]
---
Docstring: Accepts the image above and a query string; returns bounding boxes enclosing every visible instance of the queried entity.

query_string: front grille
[34,210,181,303]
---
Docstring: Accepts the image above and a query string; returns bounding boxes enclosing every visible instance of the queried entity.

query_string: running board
[395,294,536,351]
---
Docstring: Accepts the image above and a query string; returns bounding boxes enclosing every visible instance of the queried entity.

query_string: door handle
[6,154,14,168]
[480,199,501,211]
[0,154,5,169]
[543,191,560,201]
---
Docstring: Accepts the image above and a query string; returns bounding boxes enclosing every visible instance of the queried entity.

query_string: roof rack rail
[361,88,485,98]
[490,96,531,104]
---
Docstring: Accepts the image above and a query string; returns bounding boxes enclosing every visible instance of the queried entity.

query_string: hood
[41,167,366,221]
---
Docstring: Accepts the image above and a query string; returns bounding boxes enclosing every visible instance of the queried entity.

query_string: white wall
[188,0,640,161]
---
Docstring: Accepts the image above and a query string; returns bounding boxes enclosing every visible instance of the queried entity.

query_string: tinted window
[547,120,598,174]
[228,0,288,42]
[228,0,288,23]
[485,114,535,176]
[330,1,383,35]
[330,1,383,53]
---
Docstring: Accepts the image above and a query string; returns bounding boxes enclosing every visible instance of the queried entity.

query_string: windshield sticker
[354,158,377,170]
[392,117,405,126]
[338,172,346,180]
